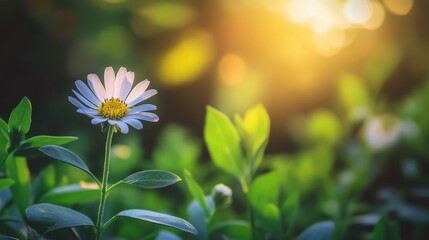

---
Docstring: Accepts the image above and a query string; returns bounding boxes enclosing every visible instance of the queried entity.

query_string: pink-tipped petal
[104,67,115,98]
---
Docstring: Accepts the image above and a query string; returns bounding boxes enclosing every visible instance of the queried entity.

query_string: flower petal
[108,120,129,134]
[104,67,115,98]
[75,80,101,105]
[72,90,97,109]
[91,117,107,125]
[122,117,143,130]
[125,80,149,104]
[128,89,157,107]
[114,67,127,98]
[87,74,106,102]
[128,112,159,122]
[128,104,157,114]
[68,96,98,115]
[118,76,133,101]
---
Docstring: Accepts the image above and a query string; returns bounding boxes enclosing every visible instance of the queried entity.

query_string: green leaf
[33,164,56,202]
[26,203,94,234]
[37,184,99,206]
[209,220,251,240]
[234,104,270,169]
[371,215,400,240]
[298,221,335,240]
[113,209,197,235]
[39,145,98,183]
[8,97,32,137]
[123,170,181,189]
[204,106,245,178]
[283,192,300,238]
[6,156,30,215]
[0,178,15,191]
[156,230,182,240]
[0,234,19,240]
[249,171,282,234]
[21,136,78,149]
[187,199,208,240]
[184,170,209,217]
[0,118,10,166]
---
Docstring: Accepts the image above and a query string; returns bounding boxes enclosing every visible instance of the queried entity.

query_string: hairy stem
[96,126,114,240]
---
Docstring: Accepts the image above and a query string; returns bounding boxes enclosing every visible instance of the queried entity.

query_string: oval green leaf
[26,203,94,234]
[37,184,99,206]
[21,136,78,149]
[123,170,181,189]
[204,106,245,178]
[114,209,197,235]
[39,145,98,183]
[6,156,30,215]
[298,221,335,240]
[0,118,9,161]
[8,97,32,136]
[184,170,209,216]
[0,178,15,191]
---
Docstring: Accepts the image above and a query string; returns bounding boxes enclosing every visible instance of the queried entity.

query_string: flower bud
[211,183,232,208]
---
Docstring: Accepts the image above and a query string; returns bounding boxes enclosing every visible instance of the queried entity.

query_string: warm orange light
[218,53,247,86]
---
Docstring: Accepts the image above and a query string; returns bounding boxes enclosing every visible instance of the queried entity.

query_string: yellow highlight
[79,181,99,189]
[218,53,247,86]
[113,145,132,159]
[382,0,413,16]
[158,29,214,86]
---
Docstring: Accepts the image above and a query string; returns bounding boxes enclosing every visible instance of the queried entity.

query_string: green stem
[248,199,257,240]
[96,126,114,240]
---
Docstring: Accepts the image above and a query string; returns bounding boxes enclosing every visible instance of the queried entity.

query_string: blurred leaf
[153,125,201,174]
[184,170,209,217]
[94,25,132,60]
[21,136,78,149]
[371,215,400,240]
[234,103,270,172]
[338,73,370,121]
[187,199,207,240]
[8,97,32,138]
[39,145,98,183]
[0,118,9,163]
[0,234,19,240]
[33,164,56,202]
[123,170,181,189]
[37,184,99,206]
[204,106,245,178]
[156,230,182,240]
[6,156,30,215]
[136,2,194,29]
[298,221,335,240]
[0,178,14,190]
[210,220,251,240]
[113,209,197,235]
[283,192,300,237]
[364,44,401,92]
[306,110,341,146]
[26,203,94,234]
[249,171,282,234]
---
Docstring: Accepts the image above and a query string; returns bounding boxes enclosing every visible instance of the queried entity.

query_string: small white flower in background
[363,114,416,151]
[212,183,232,208]
[69,66,159,134]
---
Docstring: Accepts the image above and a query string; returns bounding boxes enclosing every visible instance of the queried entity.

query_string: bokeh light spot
[218,53,247,86]
[382,0,413,16]
[158,29,214,86]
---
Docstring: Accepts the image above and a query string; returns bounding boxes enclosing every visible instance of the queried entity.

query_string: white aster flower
[69,66,159,134]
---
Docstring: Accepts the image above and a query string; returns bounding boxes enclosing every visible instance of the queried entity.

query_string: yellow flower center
[98,98,128,120]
